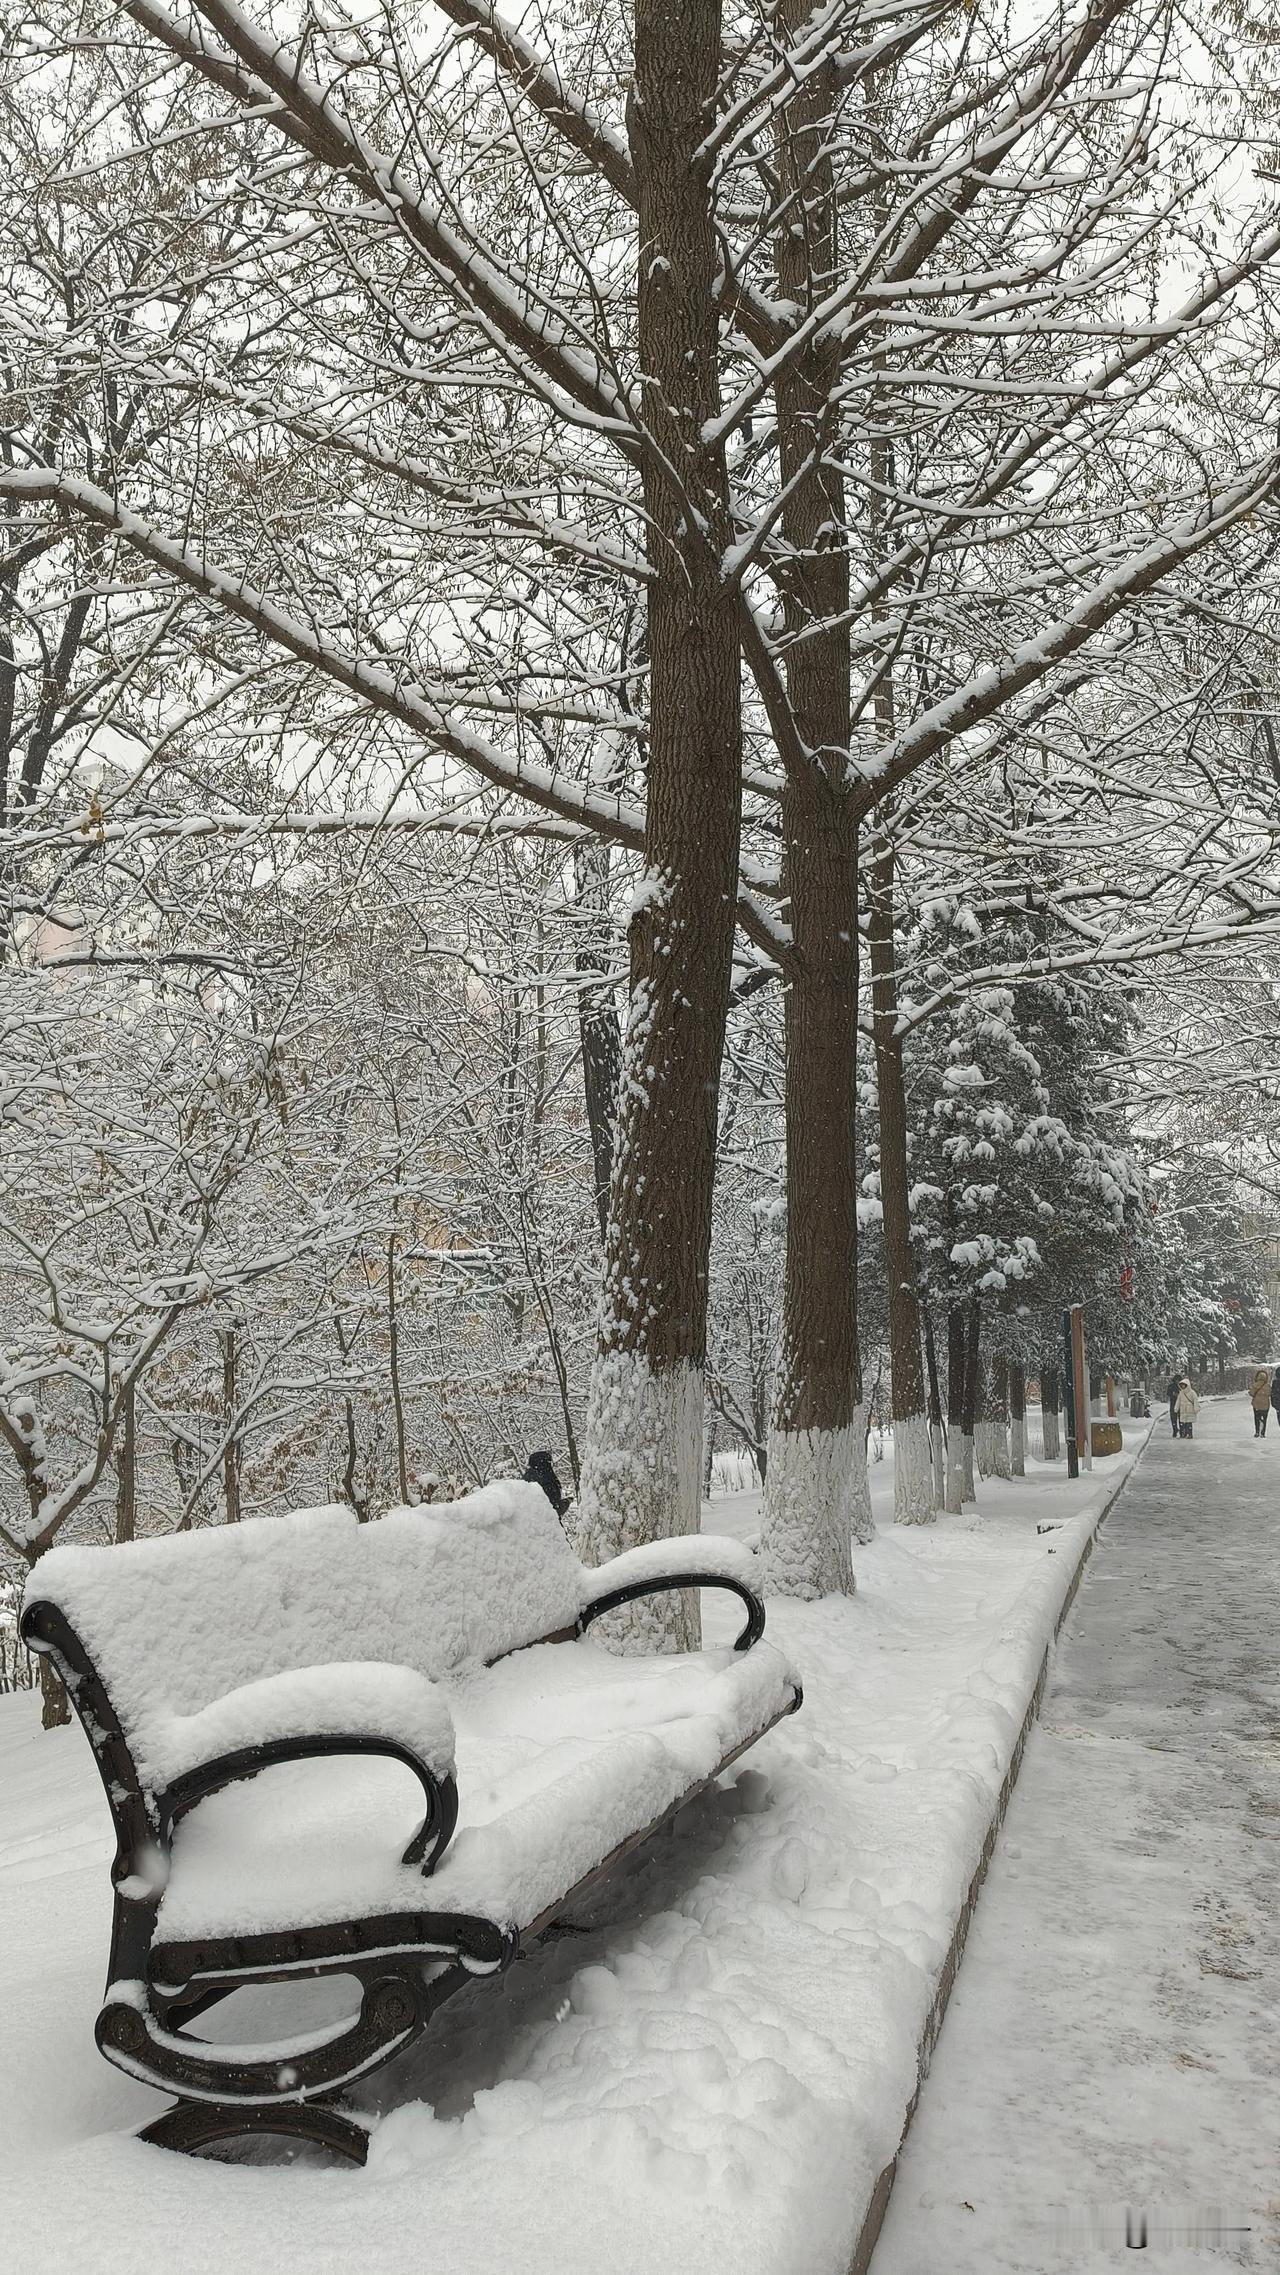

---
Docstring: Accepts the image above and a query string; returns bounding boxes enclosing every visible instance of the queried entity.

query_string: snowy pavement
[872,1396,1280,2274]
[0,1440,1149,2275]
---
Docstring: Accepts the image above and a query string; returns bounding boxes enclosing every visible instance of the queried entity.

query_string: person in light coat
[1248,1367,1272,1438]
[1175,1378,1199,1439]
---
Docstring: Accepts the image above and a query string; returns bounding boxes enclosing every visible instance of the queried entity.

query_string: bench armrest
[577,1535,765,1651]
[152,1662,458,1872]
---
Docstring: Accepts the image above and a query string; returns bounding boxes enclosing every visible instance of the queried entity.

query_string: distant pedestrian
[1175,1378,1199,1439]
[1165,1374,1180,1439]
[1249,1368,1271,1438]
[1270,1366,1280,1429]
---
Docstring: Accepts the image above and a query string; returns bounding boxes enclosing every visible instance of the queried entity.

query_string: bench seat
[153,1635,795,1952]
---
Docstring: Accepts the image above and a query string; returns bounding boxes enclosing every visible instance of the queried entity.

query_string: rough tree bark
[978,1350,1011,1479]
[387,1237,410,1506]
[573,836,622,1245]
[923,1304,946,1508]
[1009,1359,1027,1476]
[574,0,741,1639]
[962,1301,980,1504]
[867,822,932,1525]
[1041,1360,1062,1460]
[945,1306,966,1515]
[221,1325,241,1525]
[115,1377,137,1543]
[760,10,863,1594]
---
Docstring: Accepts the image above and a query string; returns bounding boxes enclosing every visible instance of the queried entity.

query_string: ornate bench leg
[140,2098,371,2165]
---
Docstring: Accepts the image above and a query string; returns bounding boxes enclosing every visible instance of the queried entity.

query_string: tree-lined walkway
[872,1398,1280,2273]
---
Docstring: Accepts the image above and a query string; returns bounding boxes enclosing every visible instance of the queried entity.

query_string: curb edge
[848,1433,1151,2275]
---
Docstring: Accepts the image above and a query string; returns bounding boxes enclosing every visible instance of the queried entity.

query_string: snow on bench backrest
[357,1492,582,1678]
[25,1484,583,1784]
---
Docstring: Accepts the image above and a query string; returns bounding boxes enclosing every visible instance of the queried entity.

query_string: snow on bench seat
[154,1635,795,1946]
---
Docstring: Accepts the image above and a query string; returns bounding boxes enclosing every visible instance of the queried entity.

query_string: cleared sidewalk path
[871,1395,1280,2274]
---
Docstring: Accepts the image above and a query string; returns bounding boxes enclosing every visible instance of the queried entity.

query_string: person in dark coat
[1270,1367,1280,1428]
[524,1449,568,1517]
[1165,1375,1180,1439]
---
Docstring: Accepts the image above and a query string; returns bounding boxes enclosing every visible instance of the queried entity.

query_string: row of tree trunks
[573,0,742,1645]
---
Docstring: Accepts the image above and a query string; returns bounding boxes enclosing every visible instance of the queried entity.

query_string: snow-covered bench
[20,1486,800,2164]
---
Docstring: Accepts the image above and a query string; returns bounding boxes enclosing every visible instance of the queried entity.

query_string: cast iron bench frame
[22,1545,799,2166]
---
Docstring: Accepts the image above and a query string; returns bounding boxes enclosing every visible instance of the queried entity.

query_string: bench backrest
[25,1485,585,1772]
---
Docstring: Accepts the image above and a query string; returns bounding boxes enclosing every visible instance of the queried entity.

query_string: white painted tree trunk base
[574,1352,703,1650]
[850,1400,875,1545]
[760,1422,858,1598]
[944,1434,965,1515]
[975,1420,1011,1478]
[929,1421,946,1510]
[893,1411,935,1525]
[991,1421,1012,1479]
[1042,1408,1061,1461]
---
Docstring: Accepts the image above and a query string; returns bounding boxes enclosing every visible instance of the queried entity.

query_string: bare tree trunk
[574,0,741,1643]
[982,1346,1000,1474]
[758,12,862,1595]
[962,1301,980,1504]
[342,1397,369,1520]
[923,1304,946,1509]
[945,1306,966,1514]
[1009,1359,1026,1477]
[221,1325,240,1525]
[387,1234,411,1506]
[761,772,861,1592]
[573,836,621,1245]
[1041,1360,1062,1460]
[868,824,931,1525]
[985,1351,1012,1479]
[115,1377,137,1543]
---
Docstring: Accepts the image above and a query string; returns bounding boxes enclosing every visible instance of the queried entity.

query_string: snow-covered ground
[0,1436,1146,2274]
[872,1397,1280,2275]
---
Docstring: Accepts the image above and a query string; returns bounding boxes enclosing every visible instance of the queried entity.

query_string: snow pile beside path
[0,1434,1147,2275]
